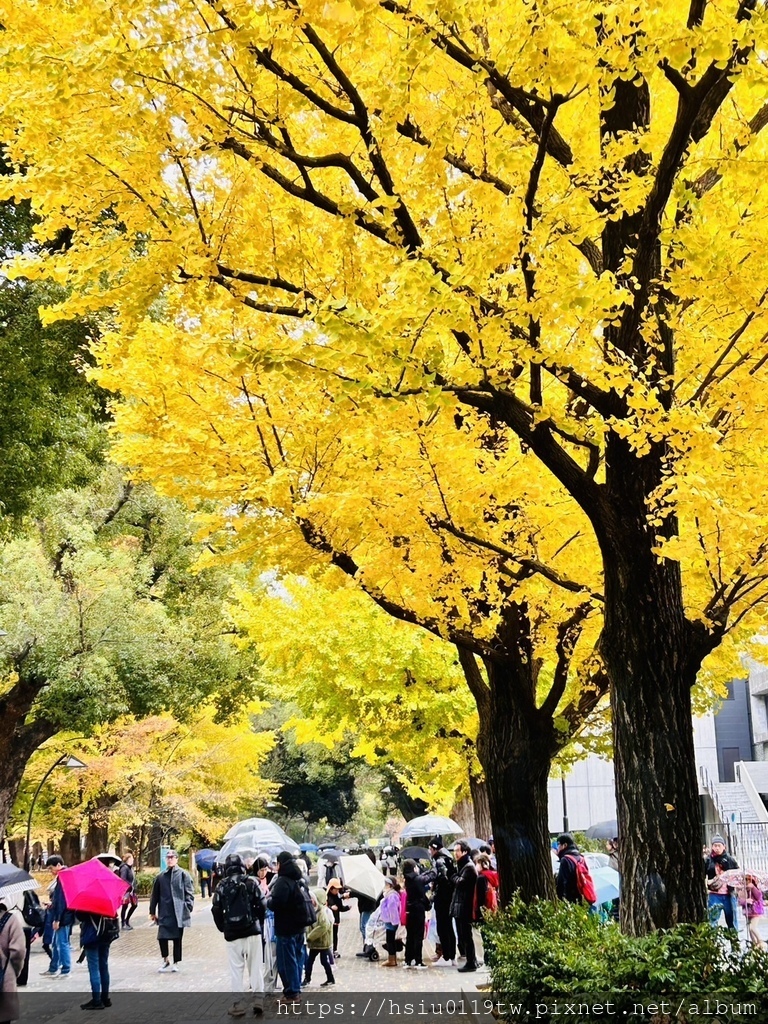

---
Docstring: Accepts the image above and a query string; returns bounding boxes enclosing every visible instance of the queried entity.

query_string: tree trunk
[0,687,56,849]
[468,773,492,840]
[459,648,556,903]
[60,828,82,865]
[84,796,113,858]
[448,795,475,838]
[599,439,709,934]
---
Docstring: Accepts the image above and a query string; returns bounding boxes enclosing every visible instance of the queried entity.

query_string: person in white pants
[211,853,267,1018]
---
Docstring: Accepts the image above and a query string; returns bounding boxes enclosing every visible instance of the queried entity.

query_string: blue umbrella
[590,866,620,904]
[195,849,219,870]
[300,843,319,853]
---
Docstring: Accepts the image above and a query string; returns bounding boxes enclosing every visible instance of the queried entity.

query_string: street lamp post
[24,754,87,871]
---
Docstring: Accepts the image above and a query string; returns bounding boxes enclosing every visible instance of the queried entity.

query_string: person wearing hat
[704,835,738,930]
[428,835,456,967]
[149,850,195,973]
[325,878,350,960]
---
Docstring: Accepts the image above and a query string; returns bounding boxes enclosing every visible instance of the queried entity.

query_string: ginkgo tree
[15,709,274,864]
[3,0,768,932]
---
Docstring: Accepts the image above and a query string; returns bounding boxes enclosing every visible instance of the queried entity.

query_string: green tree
[0,472,255,843]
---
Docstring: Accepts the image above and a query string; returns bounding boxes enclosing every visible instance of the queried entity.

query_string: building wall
[713,679,753,781]
[547,713,721,834]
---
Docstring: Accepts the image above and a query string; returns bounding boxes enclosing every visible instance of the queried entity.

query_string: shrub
[133,869,159,896]
[481,897,768,1022]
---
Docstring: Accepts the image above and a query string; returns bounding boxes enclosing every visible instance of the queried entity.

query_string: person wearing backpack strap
[212,854,267,1018]
[0,897,26,1024]
[77,912,120,1011]
[555,833,596,905]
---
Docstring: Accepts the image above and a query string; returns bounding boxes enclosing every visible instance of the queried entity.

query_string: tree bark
[458,647,556,903]
[0,674,56,848]
[468,773,492,840]
[598,438,709,933]
[60,828,82,865]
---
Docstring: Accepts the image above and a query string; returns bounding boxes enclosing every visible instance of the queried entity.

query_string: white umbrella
[339,855,385,901]
[223,817,290,842]
[219,829,300,861]
[398,814,462,841]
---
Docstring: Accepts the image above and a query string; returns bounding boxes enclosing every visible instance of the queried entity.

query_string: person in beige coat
[0,899,26,1024]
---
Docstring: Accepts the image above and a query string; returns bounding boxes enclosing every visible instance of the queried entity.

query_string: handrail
[735,762,768,824]
[699,764,728,826]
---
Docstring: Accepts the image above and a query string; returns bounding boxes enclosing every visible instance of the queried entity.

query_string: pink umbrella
[58,858,129,916]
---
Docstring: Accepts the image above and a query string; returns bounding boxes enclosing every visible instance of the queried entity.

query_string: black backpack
[212,876,256,935]
[295,878,317,928]
[22,890,46,930]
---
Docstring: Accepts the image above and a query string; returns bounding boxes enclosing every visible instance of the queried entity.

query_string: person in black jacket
[555,833,583,904]
[402,859,433,969]
[118,852,137,931]
[428,835,456,966]
[450,840,478,972]
[212,854,266,1018]
[325,879,350,959]
[268,852,309,1005]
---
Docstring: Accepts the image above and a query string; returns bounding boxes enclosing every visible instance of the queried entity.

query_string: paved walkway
[20,892,491,1023]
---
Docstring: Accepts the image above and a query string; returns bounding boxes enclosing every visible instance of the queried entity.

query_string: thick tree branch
[539,602,594,721]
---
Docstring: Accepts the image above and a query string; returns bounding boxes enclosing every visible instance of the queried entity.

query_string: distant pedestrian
[555,833,585,905]
[212,853,266,1018]
[378,876,402,968]
[198,864,213,899]
[473,854,499,920]
[77,911,120,1011]
[0,895,26,1023]
[739,874,765,949]
[705,834,738,930]
[303,888,335,988]
[41,855,74,978]
[451,840,479,973]
[268,851,316,1007]
[325,878,350,960]
[428,835,456,967]
[149,849,195,972]
[118,852,137,931]
[402,859,431,970]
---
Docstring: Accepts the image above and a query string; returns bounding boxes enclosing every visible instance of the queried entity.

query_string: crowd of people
[2,828,763,1021]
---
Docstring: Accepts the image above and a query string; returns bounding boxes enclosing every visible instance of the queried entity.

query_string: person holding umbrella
[149,850,195,973]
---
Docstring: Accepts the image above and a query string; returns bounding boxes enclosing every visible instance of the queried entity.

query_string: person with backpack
[212,854,267,1018]
[303,889,335,988]
[268,852,316,1007]
[0,896,26,1024]
[473,854,499,921]
[450,840,479,973]
[77,911,120,1011]
[555,833,597,906]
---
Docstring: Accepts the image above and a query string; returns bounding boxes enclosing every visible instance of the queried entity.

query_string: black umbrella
[400,846,431,861]
[319,849,343,862]
[585,819,618,840]
[0,863,38,903]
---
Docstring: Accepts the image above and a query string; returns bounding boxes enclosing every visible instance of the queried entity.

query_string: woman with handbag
[78,912,120,1011]
[118,852,138,931]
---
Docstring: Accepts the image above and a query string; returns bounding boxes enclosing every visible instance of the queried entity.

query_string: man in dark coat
[268,852,309,1005]
[43,855,75,978]
[704,834,738,929]
[428,835,456,966]
[149,850,195,972]
[450,840,478,972]
[555,833,583,904]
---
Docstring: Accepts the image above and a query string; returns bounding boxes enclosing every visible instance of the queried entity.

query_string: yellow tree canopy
[235,571,480,810]
[17,708,275,849]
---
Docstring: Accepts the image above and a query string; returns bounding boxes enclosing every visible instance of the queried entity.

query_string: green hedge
[481,897,768,1023]
[133,869,159,896]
